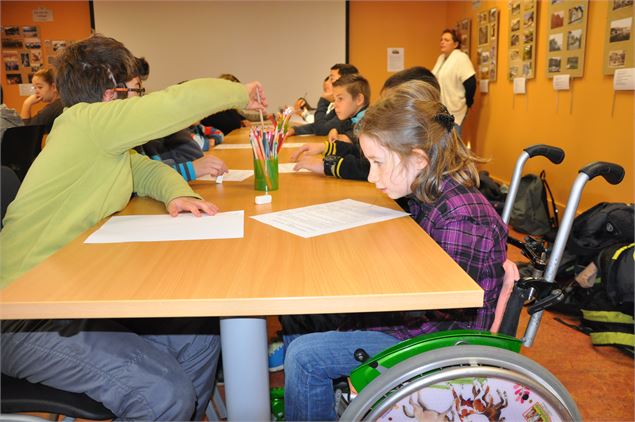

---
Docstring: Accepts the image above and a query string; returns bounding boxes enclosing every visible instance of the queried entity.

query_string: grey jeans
[1,318,220,420]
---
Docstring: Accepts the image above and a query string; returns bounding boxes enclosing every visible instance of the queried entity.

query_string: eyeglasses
[114,86,145,97]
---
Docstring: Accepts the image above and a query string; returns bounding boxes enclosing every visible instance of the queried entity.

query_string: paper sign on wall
[387,48,404,72]
[513,77,526,94]
[479,79,489,93]
[613,68,635,91]
[18,84,34,96]
[32,7,53,22]
[553,74,570,90]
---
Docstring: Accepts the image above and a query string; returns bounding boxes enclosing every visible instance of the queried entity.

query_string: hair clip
[434,109,455,132]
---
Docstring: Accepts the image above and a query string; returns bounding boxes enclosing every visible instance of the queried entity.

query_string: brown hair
[332,73,371,107]
[33,68,55,86]
[442,28,461,49]
[356,80,484,204]
[55,34,138,106]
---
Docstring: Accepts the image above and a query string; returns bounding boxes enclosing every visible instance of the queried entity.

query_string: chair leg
[205,401,219,422]
[212,387,227,419]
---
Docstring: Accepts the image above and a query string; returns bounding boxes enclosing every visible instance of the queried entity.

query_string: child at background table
[20,68,64,134]
[288,63,359,136]
[290,67,440,182]
[292,73,369,179]
[1,34,265,420]
[283,80,507,421]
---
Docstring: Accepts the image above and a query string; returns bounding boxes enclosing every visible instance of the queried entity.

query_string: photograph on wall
[6,73,23,85]
[546,0,588,77]
[478,7,499,81]
[21,26,38,37]
[2,26,20,36]
[456,19,471,55]
[551,11,565,28]
[549,33,563,51]
[3,51,20,72]
[508,0,537,80]
[604,0,634,73]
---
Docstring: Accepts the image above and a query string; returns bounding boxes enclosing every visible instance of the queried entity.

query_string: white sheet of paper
[387,47,405,72]
[613,68,635,91]
[553,74,570,91]
[479,79,489,93]
[198,169,254,182]
[281,143,304,148]
[513,77,526,94]
[213,144,252,150]
[85,211,244,243]
[251,199,409,238]
[278,163,309,173]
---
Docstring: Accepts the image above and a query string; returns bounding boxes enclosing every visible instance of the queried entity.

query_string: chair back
[1,166,21,227]
[1,125,45,181]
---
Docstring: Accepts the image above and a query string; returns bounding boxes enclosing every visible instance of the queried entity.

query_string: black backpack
[567,202,634,262]
[556,243,634,356]
[478,170,507,215]
[510,171,559,237]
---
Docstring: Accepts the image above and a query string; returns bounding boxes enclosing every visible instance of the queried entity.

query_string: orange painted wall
[351,0,633,211]
[349,1,448,102]
[1,1,92,110]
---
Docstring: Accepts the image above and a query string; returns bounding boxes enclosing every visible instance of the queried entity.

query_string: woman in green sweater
[1,34,265,420]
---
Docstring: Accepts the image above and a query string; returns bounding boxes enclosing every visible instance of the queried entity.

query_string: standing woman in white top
[432,29,476,135]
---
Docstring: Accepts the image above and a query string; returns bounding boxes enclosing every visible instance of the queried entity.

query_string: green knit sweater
[1,78,248,287]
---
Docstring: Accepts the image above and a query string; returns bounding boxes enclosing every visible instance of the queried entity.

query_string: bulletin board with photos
[476,8,499,82]
[1,25,72,86]
[603,0,634,74]
[508,0,538,80]
[456,18,471,56]
[546,0,589,78]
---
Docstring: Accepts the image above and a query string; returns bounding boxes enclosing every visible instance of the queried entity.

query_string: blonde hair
[356,80,485,204]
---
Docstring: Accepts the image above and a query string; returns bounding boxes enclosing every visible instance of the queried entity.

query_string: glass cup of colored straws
[249,108,293,191]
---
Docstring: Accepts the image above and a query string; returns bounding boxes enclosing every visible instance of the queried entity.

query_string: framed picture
[604,1,634,74]
[546,0,589,77]
[509,0,537,79]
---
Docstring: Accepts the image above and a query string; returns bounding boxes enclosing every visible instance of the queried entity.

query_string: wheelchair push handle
[580,161,624,185]
[523,145,565,164]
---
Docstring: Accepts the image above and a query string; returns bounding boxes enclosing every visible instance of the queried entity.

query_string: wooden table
[1,129,483,420]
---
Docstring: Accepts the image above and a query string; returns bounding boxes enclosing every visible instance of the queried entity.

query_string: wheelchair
[340,146,624,421]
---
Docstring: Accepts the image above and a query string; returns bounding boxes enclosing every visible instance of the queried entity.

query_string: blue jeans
[1,318,220,420]
[284,330,400,421]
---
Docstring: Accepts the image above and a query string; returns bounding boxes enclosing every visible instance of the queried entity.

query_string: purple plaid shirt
[364,177,508,340]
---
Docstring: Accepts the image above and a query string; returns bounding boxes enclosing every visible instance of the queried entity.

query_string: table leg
[220,317,270,421]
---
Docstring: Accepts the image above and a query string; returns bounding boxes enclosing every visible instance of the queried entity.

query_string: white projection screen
[92,0,346,114]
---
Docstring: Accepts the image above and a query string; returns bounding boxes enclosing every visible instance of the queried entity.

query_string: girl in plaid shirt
[284,80,507,421]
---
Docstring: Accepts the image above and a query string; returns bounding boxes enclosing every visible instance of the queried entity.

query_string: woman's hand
[244,81,266,110]
[20,94,42,119]
[167,197,219,217]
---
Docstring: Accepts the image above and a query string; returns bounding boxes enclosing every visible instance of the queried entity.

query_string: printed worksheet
[251,199,408,238]
[85,211,244,243]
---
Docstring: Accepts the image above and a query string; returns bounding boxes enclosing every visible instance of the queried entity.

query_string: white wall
[93,0,346,113]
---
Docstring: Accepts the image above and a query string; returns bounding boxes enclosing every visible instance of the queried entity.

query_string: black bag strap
[540,170,559,229]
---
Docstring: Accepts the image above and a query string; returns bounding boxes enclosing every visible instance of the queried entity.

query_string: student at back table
[287,63,359,136]
[292,73,369,179]
[0,34,265,421]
